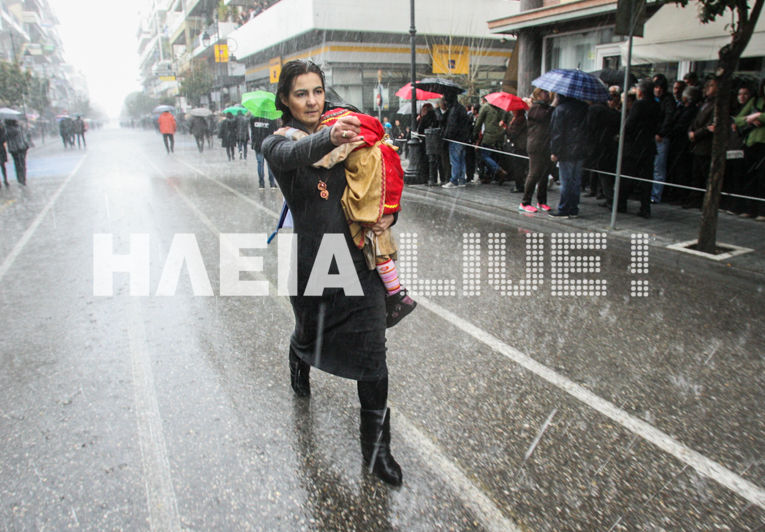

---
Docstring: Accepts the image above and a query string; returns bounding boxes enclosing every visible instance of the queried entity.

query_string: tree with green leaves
[673,0,764,253]
[179,60,214,107]
[123,91,159,119]
[0,61,31,108]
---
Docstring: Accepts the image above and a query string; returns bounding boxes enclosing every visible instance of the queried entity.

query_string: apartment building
[139,0,520,112]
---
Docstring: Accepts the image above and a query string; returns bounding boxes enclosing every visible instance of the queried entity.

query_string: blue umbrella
[532,69,608,102]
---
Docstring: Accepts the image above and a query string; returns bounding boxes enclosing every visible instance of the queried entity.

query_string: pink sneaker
[518,203,538,213]
[536,203,552,212]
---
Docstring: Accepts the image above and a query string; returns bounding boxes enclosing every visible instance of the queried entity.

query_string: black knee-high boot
[289,347,310,397]
[358,378,402,486]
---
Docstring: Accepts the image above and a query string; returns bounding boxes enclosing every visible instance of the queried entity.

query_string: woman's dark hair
[275,59,326,120]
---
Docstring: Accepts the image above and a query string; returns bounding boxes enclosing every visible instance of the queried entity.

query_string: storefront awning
[488,0,617,34]
[623,4,765,64]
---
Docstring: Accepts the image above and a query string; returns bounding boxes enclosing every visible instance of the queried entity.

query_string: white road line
[175,158,280,218]
[0,155,86,283]
[128,299,182,532]
[148,157,521,530]
[416,295,765,509]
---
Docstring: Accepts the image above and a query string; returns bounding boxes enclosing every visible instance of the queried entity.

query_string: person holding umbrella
[158,110,176,154]
[0,120,8,187]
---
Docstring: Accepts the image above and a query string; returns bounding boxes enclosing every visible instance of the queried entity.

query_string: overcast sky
[48,0,145,118]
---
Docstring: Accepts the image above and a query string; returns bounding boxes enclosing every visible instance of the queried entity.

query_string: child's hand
[370,214,394,235]
[330,116,364,146]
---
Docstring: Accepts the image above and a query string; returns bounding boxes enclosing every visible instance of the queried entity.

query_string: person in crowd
[58,117,74,149]
[236,112,250,159]
[733,79,765,220]
[685,78,718,209]
[548,94,589,218]
[391,119,404,141]
[464,104,478,184]
[585,87,621,209]
[219,112,237,161]
[158,110,176,154]
[666,85,702,205]
[672,80,687,108]
[504,108,528,193]
[721,85,753,213]
[518,88,554,213]
[382,116,393,137]
[0,120,7,187]
[683,71,700,88]
[651,73,676,204]
[189,115,208,153]
[250,114,278,187]
[262,59,403,486]
[4,119,29,185]
[436,98,452,183]
[441,93,471,188]
[416,102,440,185]
[618,79,661,218]
[205,115,216,148]
[73,115,87,149]
[473,97,510,184]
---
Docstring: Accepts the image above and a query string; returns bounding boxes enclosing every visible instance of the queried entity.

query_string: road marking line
[0,155,86,283]
[416,295,765,509]
[175,158,280,218]
[128,299,182,532]
[147,157,520,529]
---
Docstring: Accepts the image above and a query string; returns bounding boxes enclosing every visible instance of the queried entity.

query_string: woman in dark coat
[4,119,29,185]
[520,88,554,212]
[262,60,402,486]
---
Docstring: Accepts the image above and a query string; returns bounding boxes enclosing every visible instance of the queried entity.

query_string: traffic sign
[214,44,229,63]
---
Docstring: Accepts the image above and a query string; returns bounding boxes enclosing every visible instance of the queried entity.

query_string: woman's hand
[370,214,394,235]
[330,116,364,146]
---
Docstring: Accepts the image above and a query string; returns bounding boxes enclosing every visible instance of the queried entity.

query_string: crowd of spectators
[406,72,765,221]
[237,0,281,26]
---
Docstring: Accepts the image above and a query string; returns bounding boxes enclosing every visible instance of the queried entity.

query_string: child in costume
[275,108,416,327]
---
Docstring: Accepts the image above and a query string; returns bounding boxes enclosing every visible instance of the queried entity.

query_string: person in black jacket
[586,89,621,208]
[416,102,440,185]
[549,94,590,217]
[684,79,718,209]
[219,113,237,161]
[250,115,277,187]
[4,119,29,185]
[651,73,676,203]
[618,79,661,217]
[666,85,701,204]
[441,93,471,187]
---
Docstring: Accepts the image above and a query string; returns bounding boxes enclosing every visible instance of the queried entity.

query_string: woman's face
[281,72,325,131]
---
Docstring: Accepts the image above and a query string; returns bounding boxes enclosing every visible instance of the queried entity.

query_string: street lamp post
[403,0,423,183]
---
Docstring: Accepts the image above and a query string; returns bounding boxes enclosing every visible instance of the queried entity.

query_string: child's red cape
[321,108,404,214]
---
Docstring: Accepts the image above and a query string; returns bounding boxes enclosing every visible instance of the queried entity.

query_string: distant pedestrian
[548,94,590,218]
[219,113,237,161]
[59,117,74,149]
[73,115,87,149]
[189,116,208,153]
[158,110,176,154]
[4,119,30,185]
[0,121,8,186]
[441,93,471,188]
[249,115,277,187]
[236,112,250,159]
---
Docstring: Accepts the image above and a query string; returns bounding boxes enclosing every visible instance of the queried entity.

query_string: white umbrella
[0,107,23,120]
[188,107,212,117]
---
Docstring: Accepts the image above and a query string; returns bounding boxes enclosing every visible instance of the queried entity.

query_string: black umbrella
[415,77,465,95]
[589,69,637,89]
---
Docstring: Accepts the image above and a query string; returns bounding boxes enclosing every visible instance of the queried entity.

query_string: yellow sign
[214,44,229,63]
[269,57,282,84]
[159,75,176,82]
[432,44,469,75]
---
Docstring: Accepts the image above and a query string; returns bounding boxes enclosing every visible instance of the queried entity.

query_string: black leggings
[357,377,388,411]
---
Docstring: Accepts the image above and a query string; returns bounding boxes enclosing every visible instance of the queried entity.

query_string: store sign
[215,44,229,63]
[269,57,282,84]
[432,45,469,75]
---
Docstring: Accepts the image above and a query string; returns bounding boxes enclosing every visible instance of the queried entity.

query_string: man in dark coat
[4,119,29,185]
[236,112,250,159]
[219,113,237,161]
[684,79,718,208]
[250,115,278,187]
[619,79,661,217]
[549,94,590,217]
[586,89,621,207]
[441,93,471,187]
[651,73,676,203]
[189,116,208,153]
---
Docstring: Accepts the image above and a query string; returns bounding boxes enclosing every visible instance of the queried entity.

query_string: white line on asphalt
[147,156,521,530]
[175,158,280,218]
[0,155,86,283]
[128,298,182,532]
[152,154,765,510]
[415,295,765,509]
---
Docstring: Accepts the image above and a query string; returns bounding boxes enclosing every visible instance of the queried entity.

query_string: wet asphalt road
[0,128,763,531]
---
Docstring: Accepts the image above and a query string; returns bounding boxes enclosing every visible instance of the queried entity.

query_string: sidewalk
[402,177,765,277]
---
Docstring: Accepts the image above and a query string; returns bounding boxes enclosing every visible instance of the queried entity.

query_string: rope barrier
[409,132,765,204]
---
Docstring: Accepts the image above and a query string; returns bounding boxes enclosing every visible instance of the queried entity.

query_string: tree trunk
[696,61,735,253]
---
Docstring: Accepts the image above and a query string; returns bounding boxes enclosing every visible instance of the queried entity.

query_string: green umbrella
[241,91,282,120]
[222,105,247,115]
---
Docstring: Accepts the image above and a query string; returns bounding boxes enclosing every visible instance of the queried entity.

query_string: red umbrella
[484,91,529,112]
[395,82,442,100]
